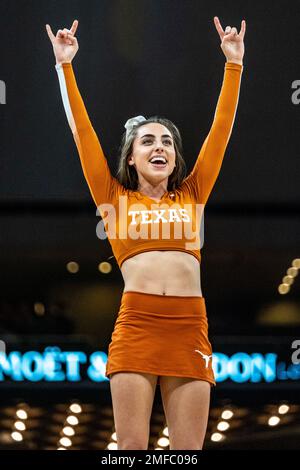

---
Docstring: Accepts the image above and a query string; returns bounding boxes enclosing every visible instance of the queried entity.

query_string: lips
[149,162,167,169]
[148,155,167,169]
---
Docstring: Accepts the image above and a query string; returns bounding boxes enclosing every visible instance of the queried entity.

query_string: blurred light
[34,302,45,316]
[217,421,230,432]
[221,410,234,420]
[59,437,72,447]
[211,432,224,442]
[282,275,294,285]
[66,415,79,426]
[98,262,112,274]
[287,267,298,277]
[16,410,28,420]
[157,437,169,447]
[278,284,290,295]
[14,421,26,431]
[155,447,163,450]
[11,432,23,442]
[257,301,300,326]
[107,442,118,450]
[162,426,169,437]
[292,259,300,269]
[111,432,117,442]
[63,426,75,437]
[268,416,280,426]
[0,432,13,444]
[69,404,82,414]
[57,447,66,450]
[66,261,79,274]
[278,405,289,415]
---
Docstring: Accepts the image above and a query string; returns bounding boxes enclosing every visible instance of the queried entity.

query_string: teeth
[150,156,167,163]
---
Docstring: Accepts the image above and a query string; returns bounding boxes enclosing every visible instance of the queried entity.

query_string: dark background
[0,0,299,345]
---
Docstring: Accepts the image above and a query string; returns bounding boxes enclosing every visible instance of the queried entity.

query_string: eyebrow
[140,134,173,140]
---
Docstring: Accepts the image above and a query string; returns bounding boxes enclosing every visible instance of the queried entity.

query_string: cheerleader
[46,16,245,450]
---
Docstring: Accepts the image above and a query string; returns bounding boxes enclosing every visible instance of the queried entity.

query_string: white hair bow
[124,115,146,140]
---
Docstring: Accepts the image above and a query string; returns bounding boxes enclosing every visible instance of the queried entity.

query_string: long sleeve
[183,62,243,204]
[55,62,121,207]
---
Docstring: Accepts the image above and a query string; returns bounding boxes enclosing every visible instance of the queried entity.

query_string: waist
[121,250,202,296]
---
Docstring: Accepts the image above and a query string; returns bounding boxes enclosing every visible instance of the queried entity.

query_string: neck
[137,176,168,200]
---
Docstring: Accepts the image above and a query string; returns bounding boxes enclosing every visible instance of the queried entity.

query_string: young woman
[46,16,245,450]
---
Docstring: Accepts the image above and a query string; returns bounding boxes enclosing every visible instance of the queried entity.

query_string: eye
[142,139,172,145]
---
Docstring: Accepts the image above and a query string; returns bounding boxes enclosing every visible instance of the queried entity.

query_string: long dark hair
[116,116,186,191]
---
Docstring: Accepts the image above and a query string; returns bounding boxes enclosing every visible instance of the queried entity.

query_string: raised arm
[46,20,119,207]
[186,17,246,204]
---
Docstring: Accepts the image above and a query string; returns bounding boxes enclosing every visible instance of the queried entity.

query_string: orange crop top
[55,61,243,267]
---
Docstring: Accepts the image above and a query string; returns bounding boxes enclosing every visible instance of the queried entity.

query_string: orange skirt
[105,291,216,386]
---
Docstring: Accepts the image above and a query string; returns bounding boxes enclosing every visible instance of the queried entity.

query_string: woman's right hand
[46,20,79,64]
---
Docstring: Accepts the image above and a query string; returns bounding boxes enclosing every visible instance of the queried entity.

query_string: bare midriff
[121,251,202,297]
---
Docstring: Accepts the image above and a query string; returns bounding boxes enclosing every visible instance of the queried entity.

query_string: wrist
[226,58,243,66]
[56,60,72,65]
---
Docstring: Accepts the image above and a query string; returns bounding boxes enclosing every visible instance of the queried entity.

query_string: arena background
[0,0,299,451]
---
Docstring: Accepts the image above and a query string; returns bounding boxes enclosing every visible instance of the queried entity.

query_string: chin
[149,171,169,181]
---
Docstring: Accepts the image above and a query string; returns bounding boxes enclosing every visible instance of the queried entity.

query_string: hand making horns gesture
[46,19,79,64]
[214,16,246,64]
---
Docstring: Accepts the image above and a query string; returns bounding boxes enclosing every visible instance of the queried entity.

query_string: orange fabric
[56,62,243,267]
[105,291,216,386]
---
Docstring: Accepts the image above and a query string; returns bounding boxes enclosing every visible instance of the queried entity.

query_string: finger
[238,19,246,38]
[67,35,78,46]
[45,24,56,42]
[62,28,76,45]
[213,16,224,40]
[231,27,238,35]
[225,25,231,35]
[57,28,70,44]
[57,29,70,42]
[70,19,79,35]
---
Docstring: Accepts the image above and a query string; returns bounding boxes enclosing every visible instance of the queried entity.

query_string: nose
[155,144,164,153]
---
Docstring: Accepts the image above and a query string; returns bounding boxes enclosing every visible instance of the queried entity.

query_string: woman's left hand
[214,16,246,65]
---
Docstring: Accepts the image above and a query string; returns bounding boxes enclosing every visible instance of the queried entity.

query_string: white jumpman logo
[194,350,212,368]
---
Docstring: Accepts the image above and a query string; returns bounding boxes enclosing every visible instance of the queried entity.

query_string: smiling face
[127,123,176,187]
